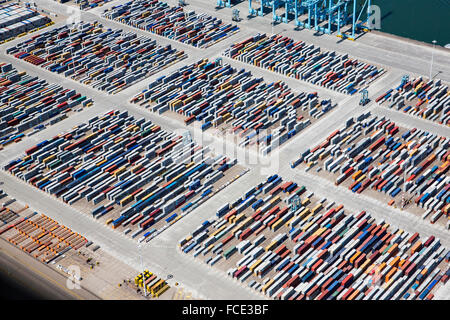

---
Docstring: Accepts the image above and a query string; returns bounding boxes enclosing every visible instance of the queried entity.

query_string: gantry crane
[359,88,369,106]
[247,0,378,40]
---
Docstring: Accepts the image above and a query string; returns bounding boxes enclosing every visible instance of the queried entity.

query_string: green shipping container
[223,246,236,260]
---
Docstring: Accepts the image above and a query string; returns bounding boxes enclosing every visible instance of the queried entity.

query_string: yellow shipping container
[271,218,284,231]
[312,204,323,214]
[96,159,107,167]
[352,170,362,180]
[42,155,56,164]
[120,195,133,206]
[356,174,366,183]
[285,215,297,228]
[262,279,274,294]
[265,241,277,252]
[250,259,262,273]
[211,225,227,237]
[299,208,311,220]
[141,190,156,202]
[113,166,126,176]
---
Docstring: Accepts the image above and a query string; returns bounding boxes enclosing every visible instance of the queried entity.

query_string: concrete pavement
[0,0,448,299]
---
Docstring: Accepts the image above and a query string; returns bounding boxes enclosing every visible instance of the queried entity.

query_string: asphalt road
[0,0,448,299]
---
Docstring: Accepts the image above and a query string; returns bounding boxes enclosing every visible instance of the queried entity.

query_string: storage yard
[376,76,450,126]
[0,0,448,301]
[0,3,52,43]
[131,58,337,154]
[223,33,386,95]
[0,62,92,149]
[102,0,239,49]
[291,112,450,227]
[56,0,113,11]
[0,188,88,263]
[133,269,170,298]
[6,21,188,94]
[0,188,194,299]
[179,175,450,300]
[3,109,246,243]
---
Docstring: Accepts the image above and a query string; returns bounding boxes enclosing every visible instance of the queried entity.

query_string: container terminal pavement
[0,0,449,301]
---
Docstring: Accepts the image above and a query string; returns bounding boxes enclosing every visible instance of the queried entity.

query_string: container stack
[4,110,240,241]
[0,3,51,42]
[292,112,450,224]
[7,22,188,94]
[0,62,92,148]
[376,76,450,126]
[224,33,385,95]
[102,0,239,48]
[180,175,450,300]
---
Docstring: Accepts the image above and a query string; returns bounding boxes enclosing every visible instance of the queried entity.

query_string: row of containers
[0,62,93,149]
[101,0,239,49]
[0,190,88,264]
[223,33,386,95]
[290,112,450,227]
[56,0,112,10]
[0,3,52,42]
[3,109,243,243]
[179,175,450,300]
[130,58,337,154]
[134,269,170,298]
[376,76,450,126]
[6,21,188,94]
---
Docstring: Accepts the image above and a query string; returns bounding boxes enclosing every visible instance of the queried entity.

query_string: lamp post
[429,40,437,79]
